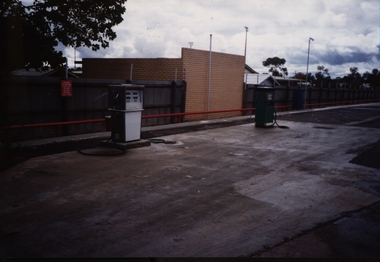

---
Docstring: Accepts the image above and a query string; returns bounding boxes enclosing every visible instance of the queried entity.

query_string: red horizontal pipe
[5,109,255,130]
[141,108,255,119]
[4,98,380,131]
[6,118,105,129]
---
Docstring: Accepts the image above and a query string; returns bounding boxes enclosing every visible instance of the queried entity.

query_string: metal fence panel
[4,76,186,140]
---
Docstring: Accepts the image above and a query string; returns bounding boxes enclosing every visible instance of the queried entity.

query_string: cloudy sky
[25,0,380,78]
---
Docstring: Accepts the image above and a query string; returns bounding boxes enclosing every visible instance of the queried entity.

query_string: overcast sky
[24,0,380,78]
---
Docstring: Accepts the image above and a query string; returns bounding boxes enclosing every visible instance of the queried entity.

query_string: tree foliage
[288,66,380,90]
[316,66,329,77]
[314,65,330,87]
[0,0,127,73]
[262,57,288,77]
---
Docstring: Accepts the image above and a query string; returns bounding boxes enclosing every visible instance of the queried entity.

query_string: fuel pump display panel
[108,85,144,111]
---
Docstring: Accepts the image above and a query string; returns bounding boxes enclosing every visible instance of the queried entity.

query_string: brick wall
[82,58,183,81]
[82,48,245,122]
[182,48,245,121]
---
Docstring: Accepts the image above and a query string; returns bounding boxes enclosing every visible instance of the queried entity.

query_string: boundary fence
[2,76,380,142]
[243,84,380,114]
[1,76,186,140]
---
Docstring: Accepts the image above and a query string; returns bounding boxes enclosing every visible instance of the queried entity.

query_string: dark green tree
[0,0,127,154]
[262,57,288,77]
[371,69,380,89]
[1,0,127,73]
[315,65,330,88]
[315,66,329,78]
[342,67,362,88]
[363,69,380,89]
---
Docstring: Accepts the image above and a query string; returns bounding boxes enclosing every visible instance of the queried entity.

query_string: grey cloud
[121,46,135,57]
[76,47,111,59]
[132,37,166,58]
[287,45,379,67]
[315,49,377,66]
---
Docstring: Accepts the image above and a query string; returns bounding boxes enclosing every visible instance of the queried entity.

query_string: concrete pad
[1,120,380,257]
[100,139,151,150]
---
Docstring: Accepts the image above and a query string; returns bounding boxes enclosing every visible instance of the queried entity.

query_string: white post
[65,57,68,80]
[244,27,248,61]
[208,34,212,119]
[304,37,314,109]
[130,64,133,81]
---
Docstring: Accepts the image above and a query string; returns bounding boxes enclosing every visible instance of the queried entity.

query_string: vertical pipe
[130,64,133,82]
[62,57,69,136]
[65,57,68,80]
[244,27,248,61]
[305,41,310,108]
[245,73,248,90]
[208,34,212,119]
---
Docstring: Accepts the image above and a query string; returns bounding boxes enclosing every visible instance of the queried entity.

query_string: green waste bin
[255,88,274,127]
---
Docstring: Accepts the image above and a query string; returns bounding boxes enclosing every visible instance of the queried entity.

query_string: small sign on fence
[61,80,72,97]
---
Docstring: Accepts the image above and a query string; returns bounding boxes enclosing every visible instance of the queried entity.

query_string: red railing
[5,119,108,137]
[141,108,254,123]
[4,108,255,136]
[3,99,380,136]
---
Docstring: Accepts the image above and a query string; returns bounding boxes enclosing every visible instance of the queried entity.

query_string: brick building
[82,48,245,121]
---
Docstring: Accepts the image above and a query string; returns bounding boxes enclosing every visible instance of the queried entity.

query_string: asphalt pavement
[1,103,380,258]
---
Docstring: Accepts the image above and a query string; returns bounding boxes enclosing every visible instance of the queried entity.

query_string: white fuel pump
[108,84,144,142]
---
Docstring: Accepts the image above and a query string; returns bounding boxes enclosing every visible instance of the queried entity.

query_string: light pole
[244,26,248,61]
[304,37,314,109]
[208,34,212,119]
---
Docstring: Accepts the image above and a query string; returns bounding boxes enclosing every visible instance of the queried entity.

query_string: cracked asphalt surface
[1,103,380,258]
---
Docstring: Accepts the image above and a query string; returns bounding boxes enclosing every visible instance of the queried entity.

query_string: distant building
[245,74,281,87]
[274,76,303,87]
[12,68,80,79]
[245,64,258,75]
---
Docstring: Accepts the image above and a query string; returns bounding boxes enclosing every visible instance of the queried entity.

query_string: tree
[1,0,127,74]
[315,65,330,88]
[316,66,329,78]
[363,69,380,89]
[294,72,306,80]
[262,57,288,77]
[342,67,362,87]
[0,0,127,153]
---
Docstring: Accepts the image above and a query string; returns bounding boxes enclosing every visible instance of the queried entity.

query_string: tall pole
[304,37,314,109]
[208,34,212,119]
[244,26,248,61]
[65,57,68,80]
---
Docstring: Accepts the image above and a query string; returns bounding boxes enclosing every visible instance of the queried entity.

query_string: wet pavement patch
[353,118,380,129]
[278,106,380,126]
[349,139,380,169]
[254,201,380,258]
